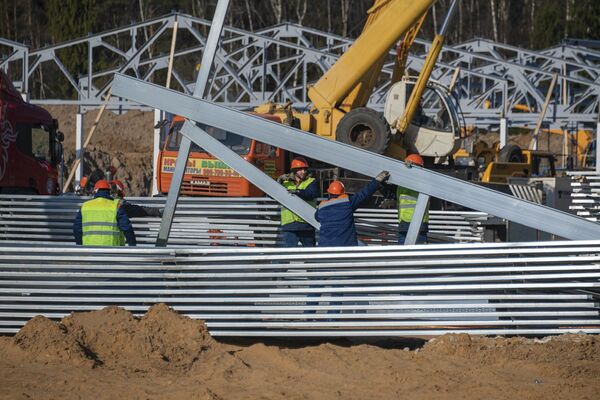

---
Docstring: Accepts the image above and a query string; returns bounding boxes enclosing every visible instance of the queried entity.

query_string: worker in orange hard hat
[276,156,319,247]
[108,179,163,219]
[315,170,390,247]
[397,154,429,245]
[72,179,136,246]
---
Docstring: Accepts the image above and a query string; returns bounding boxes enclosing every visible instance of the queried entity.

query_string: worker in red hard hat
[109,179,163,219]
[315,170,390,247]
[72,179,136,246]
[276,156,319,247]
[397,154,429,245]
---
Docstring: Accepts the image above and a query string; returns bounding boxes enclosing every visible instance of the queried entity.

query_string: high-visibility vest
[281,177,316,226]
[397,186,429,223]
[81,197,126,246]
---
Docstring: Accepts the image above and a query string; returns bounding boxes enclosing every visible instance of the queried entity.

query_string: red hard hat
[94,179,110,191]
[109,180,125,198]
[405,154,424,166]
[327,180,345,196]
[290,157,309,170]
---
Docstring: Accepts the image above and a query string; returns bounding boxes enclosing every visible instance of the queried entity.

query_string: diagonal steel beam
[112,73,600,241]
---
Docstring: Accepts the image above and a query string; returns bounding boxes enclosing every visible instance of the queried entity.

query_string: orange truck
[157,114,286,196]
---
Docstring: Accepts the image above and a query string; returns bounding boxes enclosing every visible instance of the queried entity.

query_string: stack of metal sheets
[0,195,488,246]
[569,173,600,221]
[0,241,598,337]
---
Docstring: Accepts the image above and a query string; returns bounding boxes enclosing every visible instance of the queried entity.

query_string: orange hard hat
[94,179,110,191]
[290,157,309,170]
[327,180,345,196]
[109,179,125,198]
[405,154,424,166]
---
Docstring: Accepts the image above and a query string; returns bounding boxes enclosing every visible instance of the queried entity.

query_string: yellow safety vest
[281,177,316,225]
[397,186,429,223]
[81,197,126,246]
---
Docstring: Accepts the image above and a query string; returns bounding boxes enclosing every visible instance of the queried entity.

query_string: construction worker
[316,171,390,247]
[276,157,319,247]
[72,180,137,246]
[109,180,163,218]
[397,154,429,245]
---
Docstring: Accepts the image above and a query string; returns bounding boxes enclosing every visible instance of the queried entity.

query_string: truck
[157,113,286,196]
[0,70,63,195]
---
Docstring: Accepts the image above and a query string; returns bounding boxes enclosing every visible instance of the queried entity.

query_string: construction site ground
[45,105,568,197]
[0,305,598,400]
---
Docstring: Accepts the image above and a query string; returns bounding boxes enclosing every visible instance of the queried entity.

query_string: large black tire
[498,144,524,163]
[335,107,391,154]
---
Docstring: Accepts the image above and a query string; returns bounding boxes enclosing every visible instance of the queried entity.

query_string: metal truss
[0,38,28,94]
[2,12,600,130]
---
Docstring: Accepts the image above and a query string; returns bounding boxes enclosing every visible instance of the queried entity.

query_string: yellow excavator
[255,0,461,163]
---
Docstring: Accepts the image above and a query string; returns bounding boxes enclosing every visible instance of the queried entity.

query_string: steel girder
[111,73,600,240]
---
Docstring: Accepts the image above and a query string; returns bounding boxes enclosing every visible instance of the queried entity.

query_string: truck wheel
[498,144,524,163]
[336,107,391,154]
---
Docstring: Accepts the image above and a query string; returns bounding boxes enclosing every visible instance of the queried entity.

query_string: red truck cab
[0,70,63,194]
[157,113,285,196]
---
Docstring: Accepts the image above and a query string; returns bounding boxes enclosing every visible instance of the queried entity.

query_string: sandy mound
[13,315,96,367]
[2,306,600,399]
[11,304,217,371]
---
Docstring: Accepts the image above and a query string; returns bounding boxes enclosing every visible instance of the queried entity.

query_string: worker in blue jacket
[73,180,137,246]
[315,171,390,247]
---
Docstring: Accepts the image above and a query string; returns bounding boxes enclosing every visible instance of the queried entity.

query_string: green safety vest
[397,186,429,223]
[81,197,126,246]
[281,177,316,225]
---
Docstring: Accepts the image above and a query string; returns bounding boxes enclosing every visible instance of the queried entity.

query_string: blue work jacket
[315,179,379,247]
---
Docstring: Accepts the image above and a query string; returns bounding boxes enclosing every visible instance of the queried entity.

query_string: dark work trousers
[282,229,316,247]
[397,221,428,245]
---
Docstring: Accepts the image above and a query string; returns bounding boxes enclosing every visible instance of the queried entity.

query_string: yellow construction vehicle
[480,149,556,185]
[255,0,461,161]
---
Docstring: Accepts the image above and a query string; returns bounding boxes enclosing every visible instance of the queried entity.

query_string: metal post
[500,116,507,150]
[152,109,162,196]
[404,193,430,245]
[156,0,231,247]
[75,112,84,185]
[438,0,459,36]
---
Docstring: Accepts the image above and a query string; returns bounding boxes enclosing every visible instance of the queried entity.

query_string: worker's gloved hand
[405,160,414,168]
[277,173,293,183]
[288,189,299,195]
[375,170,390,183]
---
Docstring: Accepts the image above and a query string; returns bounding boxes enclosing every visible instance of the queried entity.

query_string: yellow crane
[256,0,460,160]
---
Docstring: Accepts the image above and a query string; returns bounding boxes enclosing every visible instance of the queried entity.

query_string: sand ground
[0,305,598,400]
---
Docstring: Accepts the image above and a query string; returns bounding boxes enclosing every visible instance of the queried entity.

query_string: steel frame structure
[1,12,600,130]
[0,38,28,94]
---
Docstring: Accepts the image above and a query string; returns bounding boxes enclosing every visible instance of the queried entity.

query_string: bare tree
[244,0,254,31]
[295,0,308,26]
[268,0,283,24]
[340,0,351,37]
[490,0,499,42]
[529,0,536,47]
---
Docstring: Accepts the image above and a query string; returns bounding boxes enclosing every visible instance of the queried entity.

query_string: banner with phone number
[161,157,240,177]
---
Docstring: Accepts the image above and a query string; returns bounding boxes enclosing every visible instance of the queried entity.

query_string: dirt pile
[10,304,217,372]
[1,305,600,399]
[43,105,154,196]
